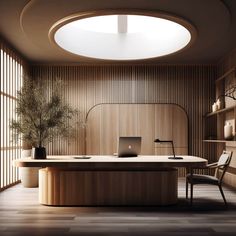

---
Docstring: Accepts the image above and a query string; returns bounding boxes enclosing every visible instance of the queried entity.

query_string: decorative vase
[22,149,31,158]
[212,102,218,112]
[34,147,46,159]
[224,122,233,140]
[216,99,221,110]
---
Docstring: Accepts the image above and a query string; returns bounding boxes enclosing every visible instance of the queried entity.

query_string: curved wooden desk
[14,155,207,206]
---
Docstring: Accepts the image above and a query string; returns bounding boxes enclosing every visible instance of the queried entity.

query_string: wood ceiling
[0,0,236,64]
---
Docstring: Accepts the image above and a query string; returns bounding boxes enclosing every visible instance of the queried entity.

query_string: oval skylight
[53,14,193,60]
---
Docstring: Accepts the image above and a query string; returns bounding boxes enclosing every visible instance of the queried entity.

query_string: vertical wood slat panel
[138,104,155,154]
[100,104,119,155]
[5,46,8,187]
[30,65,216,174]
[0,38,24,191]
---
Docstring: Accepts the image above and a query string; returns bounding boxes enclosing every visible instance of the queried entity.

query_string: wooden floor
[1,178,236,236]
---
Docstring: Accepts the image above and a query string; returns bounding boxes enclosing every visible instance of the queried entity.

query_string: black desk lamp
[154,139,183,160]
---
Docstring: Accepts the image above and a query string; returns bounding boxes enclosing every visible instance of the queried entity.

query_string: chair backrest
[216,150,233,183]
[218,151,232,166]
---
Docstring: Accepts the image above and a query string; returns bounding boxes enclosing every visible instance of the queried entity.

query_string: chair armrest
[191,162,217,169]
[206,162,218,168]
[217,163,229,168]
[186,163,217,173]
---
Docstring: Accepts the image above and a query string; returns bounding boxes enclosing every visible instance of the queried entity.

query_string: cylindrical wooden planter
[20,167,40,187]
[20,149,40,188]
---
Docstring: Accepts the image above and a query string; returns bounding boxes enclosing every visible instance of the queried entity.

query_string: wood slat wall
[30,65,216,168]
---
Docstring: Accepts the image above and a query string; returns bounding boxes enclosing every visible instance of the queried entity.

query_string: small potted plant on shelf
[11,77,78,159]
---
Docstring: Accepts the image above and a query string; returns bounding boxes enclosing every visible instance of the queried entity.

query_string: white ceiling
[0,0,236,64]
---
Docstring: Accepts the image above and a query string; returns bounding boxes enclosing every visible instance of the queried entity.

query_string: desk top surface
[14,155,207,169]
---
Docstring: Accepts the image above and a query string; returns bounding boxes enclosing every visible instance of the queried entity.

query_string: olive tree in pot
[11,78,78,159]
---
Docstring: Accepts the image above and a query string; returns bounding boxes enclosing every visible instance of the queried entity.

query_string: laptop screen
[118,137,142,157]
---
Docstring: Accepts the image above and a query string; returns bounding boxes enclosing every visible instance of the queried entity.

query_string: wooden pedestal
[39,168,178,206]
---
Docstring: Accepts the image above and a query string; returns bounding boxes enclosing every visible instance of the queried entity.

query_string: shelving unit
[204,66,236,152]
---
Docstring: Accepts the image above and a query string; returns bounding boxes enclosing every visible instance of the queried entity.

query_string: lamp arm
[171,141,176,158]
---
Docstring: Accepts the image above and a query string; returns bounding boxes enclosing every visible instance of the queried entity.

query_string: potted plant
[11,77,78,159]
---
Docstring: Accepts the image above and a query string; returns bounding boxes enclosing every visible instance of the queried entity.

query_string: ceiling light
[51,14,195,61]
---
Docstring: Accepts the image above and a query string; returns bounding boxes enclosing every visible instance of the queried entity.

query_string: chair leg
[190,183,193,205]
[218,184,227,205]
[186,179,188,199]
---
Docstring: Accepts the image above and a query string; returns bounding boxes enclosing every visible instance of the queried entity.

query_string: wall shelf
[203,139,235,143]
[206,105,236,117]
[206,66,236,117]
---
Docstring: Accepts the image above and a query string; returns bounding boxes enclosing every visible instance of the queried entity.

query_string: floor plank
[0,178,236,235]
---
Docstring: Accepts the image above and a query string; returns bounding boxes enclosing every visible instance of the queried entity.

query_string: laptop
[118,137,142,157]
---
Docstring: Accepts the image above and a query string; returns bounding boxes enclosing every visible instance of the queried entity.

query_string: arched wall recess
[86,103,188,158]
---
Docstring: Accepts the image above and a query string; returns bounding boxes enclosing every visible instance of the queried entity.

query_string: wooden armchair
[186,151,233,205]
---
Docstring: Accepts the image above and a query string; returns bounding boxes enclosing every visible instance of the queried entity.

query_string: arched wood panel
[86,104,188,156]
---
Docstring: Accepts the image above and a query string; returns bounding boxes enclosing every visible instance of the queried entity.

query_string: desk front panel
[39,168,178,206]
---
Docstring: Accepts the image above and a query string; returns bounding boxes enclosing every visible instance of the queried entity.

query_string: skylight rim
[49,10,197,61]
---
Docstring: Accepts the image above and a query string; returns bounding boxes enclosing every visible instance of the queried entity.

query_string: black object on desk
[154,139,183,160]
[73,156,91,159]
